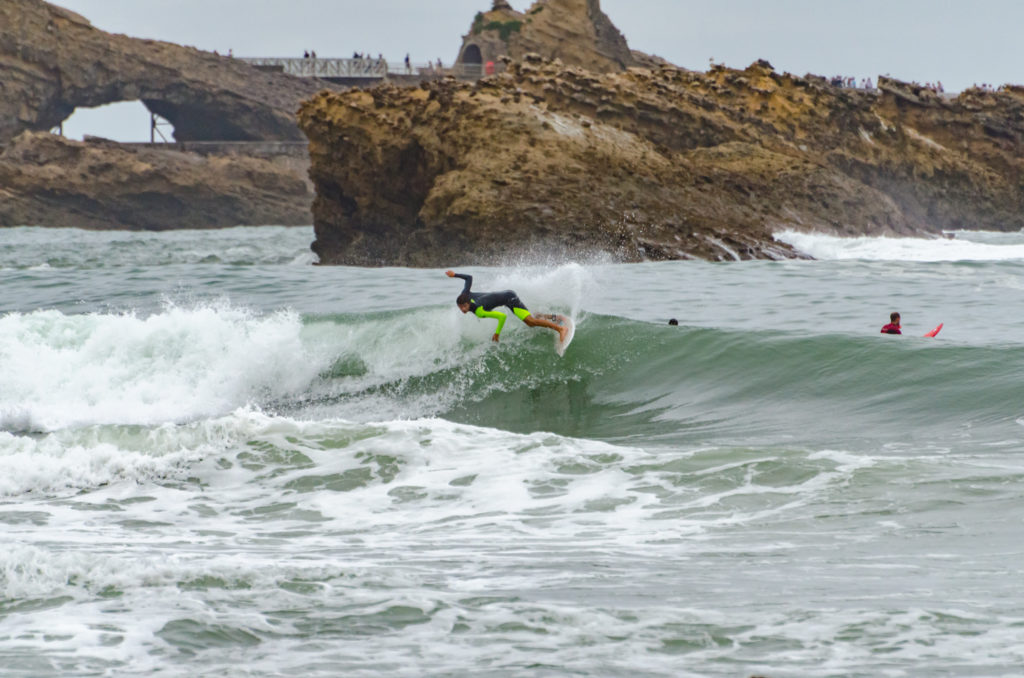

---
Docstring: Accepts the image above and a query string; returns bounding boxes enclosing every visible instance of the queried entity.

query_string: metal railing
[240,57,388,78]
[238,57,497,81]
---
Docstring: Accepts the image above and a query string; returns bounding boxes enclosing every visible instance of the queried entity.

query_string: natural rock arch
[62,100,153,141]
[1,0,328,146]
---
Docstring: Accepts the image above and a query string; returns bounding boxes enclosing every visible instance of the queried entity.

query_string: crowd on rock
[828,75,1018,96]
[830,75,875,90]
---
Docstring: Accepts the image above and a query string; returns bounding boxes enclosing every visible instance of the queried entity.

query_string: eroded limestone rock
[0,0,325,145]
[299,58,1024,265]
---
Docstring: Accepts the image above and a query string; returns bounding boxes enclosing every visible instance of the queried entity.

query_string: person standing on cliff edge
[446,270,568,343]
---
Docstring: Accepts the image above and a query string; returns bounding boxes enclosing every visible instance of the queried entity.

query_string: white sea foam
[0,409,270,496]
[5,406,1021,676]
[775,229,1024,261]
[0,303,326,431]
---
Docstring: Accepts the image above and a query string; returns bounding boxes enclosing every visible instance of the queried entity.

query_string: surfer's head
[456,293,471,313]
[890,312,900,324]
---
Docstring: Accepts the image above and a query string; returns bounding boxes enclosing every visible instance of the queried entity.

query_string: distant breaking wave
[775,229,1024,261]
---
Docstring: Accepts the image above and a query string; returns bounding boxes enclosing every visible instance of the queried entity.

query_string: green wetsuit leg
[475,307,507,336]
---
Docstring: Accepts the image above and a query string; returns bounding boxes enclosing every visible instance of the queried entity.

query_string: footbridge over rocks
[2,0,490,150]
[240,57,485,86]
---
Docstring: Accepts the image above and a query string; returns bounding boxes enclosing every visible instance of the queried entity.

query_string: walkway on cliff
[239,57,483,83]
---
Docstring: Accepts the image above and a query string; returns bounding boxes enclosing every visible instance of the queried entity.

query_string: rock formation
[457,0,635,74]
[0,0,326,145]
[299,57,1024,265]
[0,0,330,230]
[0,133,313,229]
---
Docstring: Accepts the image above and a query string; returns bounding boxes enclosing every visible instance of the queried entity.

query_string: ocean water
[2,225,1024,678]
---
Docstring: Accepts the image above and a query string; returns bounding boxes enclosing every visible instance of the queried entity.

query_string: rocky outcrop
[0,0,328,230]
[458,0,635,74]
[0,0,326,145]
[299,57,1024,265]
[0,132,312,229]
[511,0,634,72]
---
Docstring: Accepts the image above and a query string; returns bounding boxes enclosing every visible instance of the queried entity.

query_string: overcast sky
[55,0,1024,141]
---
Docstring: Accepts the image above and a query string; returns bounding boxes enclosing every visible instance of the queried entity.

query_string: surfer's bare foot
[558,326,568,343]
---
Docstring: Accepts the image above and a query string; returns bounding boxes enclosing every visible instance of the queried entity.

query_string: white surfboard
[554,315,575,356]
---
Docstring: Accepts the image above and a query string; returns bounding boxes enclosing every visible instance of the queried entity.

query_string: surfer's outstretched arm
[475,307,506,342]
[445,270,472,296]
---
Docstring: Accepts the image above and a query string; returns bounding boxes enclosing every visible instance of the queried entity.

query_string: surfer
[881,312,902,335]
[445,270,568,343]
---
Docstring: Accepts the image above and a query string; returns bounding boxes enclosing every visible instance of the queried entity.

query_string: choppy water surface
[2,226,1024,677]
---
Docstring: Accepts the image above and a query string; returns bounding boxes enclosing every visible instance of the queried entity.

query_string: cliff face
[0,0,325,145]
[299,58,1024,266]
[0,133,313,229]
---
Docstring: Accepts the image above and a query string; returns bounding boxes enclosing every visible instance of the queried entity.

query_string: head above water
[668,318,679,326]
[457,292,471,313]
[891,312,901,323]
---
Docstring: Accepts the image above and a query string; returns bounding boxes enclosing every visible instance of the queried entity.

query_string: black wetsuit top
[453,273,529,337]
[453,274,527,313]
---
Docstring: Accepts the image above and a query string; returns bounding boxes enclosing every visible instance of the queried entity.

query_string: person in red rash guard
[881,312,902,335]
